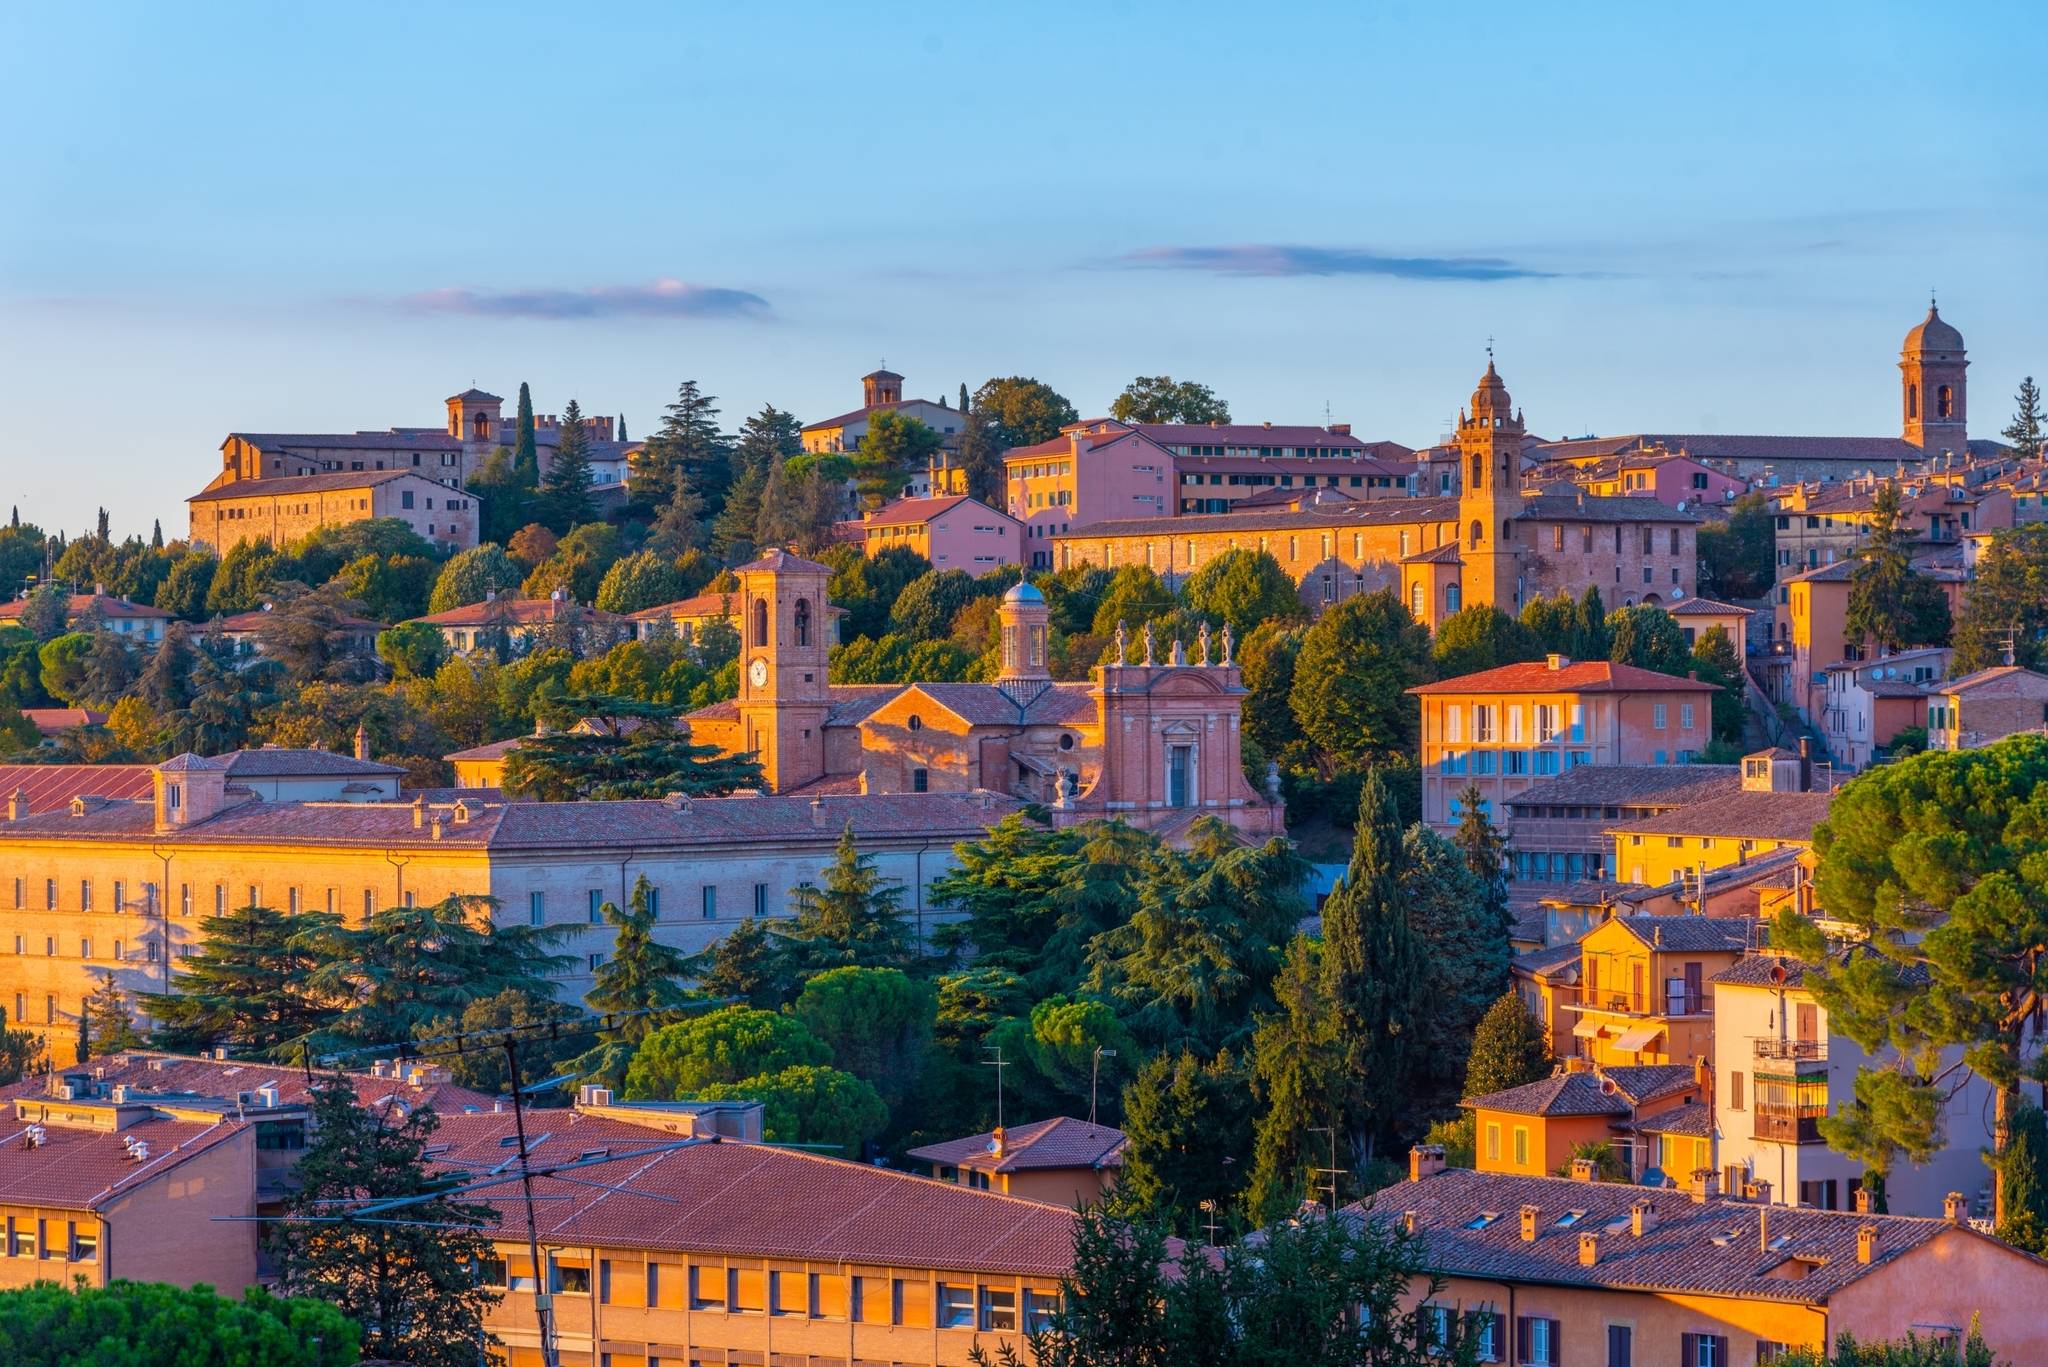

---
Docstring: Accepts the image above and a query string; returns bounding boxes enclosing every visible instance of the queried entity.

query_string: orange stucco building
[1465,1061,1701,1180]
[907,1117,1125,1209]
[1565,915,1749,1069]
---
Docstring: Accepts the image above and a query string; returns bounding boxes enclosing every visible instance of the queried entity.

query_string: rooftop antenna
[1306,1124,1345,1213]
[983,1045,1009,1131]
[1088,1046,1117,1129]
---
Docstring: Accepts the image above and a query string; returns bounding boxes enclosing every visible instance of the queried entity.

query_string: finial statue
[1114,619,1128,666]
[1197,621,1212,665]
[1266,758,1281,801]
[1170,637,1186,667]
[1052,768,1071,809]
[1220,622,1235,666]
[1142,621,1156,667]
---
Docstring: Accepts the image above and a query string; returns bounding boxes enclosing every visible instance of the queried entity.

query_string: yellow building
[1607,748,1831,889]
[188,469,481,556]
[1566,915,1749,1068]
[1373,1152,2048,1364]
[1465,1060,1700,1179]
[0,749,1026,1049]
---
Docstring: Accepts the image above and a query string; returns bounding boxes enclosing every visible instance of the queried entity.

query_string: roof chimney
[1578,1231,1599,1266]
[1630,1199,1658,1237]
[1944,1191,1967,1224]
[1401,1210,1419,1235]
[1409,1144,1446,1182]
[412,795,425,829]
[809,796,825,828]
[990,1125,1007,1157]
[1569,1157,1598,1183]
[1689,1169,1715,1204]
[1853,1186,1872,1214]
[354,722,370,762]
[5,788,24,822]
[1797,738,1813,792]
[1520,1205,1540,1242]
[1546,653,1568,670]
[1759,1204,1770,1252]
[1858,1224,1879,1263]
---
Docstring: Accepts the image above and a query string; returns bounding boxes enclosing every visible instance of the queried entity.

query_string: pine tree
[540,399,595,529]
[2004,376,2045,462]
[1319,770,1427,1168]
[632,379,731,515]
[1463,991,1553,1098]
[500,694,763,799]
[82,971,145,1056]
[774,824,913,978]
[1452,784,1511,898]
[580,875,696,1083]
[271,1079,500,1367]
[151,903,339,1057]
[513,381,538,484]
[1997,1103,2048,1257]
[1246,936,1338,1219]
[686,917,784,1009]
[1845,483,1951,653]
[711,460,766,564]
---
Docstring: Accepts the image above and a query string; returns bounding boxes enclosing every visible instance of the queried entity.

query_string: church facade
[684,550,1285,844]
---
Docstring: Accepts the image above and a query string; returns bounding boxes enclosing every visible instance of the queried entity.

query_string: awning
[1572,1019,1607,1040]
[1611,1024,1665,1055]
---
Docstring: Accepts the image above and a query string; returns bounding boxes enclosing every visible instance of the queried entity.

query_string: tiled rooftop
[0,763,154,815]
[907,1117,1127,1174]
[1411,660,1712,696]
[1504,765,1739,810]
[1464,1064,1698,1118]
[1607,791,1833,842]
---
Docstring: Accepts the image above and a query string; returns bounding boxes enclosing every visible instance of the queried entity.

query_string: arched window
[1907,383,1918,419]
[1469,519,1484,546]
[1411,582,1425,618]
[751,598,769,648]
[793,598,811,648]
[1469,454,1483,489]
[472,413,491,440]
[1502,519,1514,543]
[1937,385,1954,419]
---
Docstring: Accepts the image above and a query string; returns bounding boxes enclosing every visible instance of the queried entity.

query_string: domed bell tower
[995,582,1051,706]
[736,549,833,792]
[1455,359,1527,614]
[1901,300,1967,456]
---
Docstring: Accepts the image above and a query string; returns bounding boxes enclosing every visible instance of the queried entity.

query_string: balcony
[1753,1106,1823,1145]
[1754,1038,1827,1062]
[1578,991,1705,1019]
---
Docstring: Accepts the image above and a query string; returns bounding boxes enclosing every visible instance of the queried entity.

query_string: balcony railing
[1580,992,1706,1018]
[1754,1038,1827,1062]
[1753,1107,1823,1145]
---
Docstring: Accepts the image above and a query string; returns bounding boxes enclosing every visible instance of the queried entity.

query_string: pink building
[1006,426,1177,568]
[859,494,1023,571]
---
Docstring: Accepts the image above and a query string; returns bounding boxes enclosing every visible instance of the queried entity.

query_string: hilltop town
[1,304,2046,1365]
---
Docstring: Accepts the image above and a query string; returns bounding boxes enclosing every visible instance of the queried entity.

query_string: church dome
[1904,302,1964,355]
[1469,360,1514,419]
[1002,581,1046,605]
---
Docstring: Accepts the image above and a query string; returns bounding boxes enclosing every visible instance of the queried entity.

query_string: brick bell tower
[735,549,832,792]
[1900,298,1968,456]
[1456,357,1527,614]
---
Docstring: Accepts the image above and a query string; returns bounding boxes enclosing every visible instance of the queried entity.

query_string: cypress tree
[1463,991,1553,1098]
[958,381,970,413]
[1998,1103,2048,1257]
[150,519,163,549]
[513,381,538,483]
[1319,769,1426,1167]
[618,413,627,442]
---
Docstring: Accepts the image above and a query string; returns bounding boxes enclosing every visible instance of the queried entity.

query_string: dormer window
[165,784,181,811]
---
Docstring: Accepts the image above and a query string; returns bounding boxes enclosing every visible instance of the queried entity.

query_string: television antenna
[983,1045,1009,1131]
[1306,1124,1346,1213]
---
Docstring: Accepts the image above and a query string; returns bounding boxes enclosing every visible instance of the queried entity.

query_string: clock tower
[735,549,832,792]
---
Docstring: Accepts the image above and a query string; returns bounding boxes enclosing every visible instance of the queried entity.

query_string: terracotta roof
[443,737,525,762]
[1410,661,1713,696]
[0,763,154,815]
[1504,765,1740,810]
[0,789,1027,851]
[1712,948,1930,991]
[447,388,503,403]
[1465,1064,1698,1118]
[187,469,438,502]
[735,548,835,575]
[1780,561,1858,585]
[1130,422,1378,449]
[894,682,1094,729]
[1353,1168,1967,1305]
[907,1117,1127,1174]
[0,593,171,621]
[625,591,743,622]
[0,1050,500,1117]
[1667,596,1753,618]
[225,430,460,454]
[410,597,625,628]
[1602,915,1752,952]
[155,748,404,779]
[1943,665,2048,695]
[1537,433,1925,466]
[799,398,955,433]
[1608,792,1832,842]
[1005,428,1159,459]
[862,495,1014,529]
[20,708,106,735]
[0,1112,247,1212]
[1057,496,1461,540]
[423,1111,1077,1276]
[1401,542,1464,565]
[1512,939,1585,978]
[1518,493,1700,525]
[1632,1100,1713,1138]
[212,608,384,632]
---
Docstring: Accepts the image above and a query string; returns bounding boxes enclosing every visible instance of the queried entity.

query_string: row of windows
[1442,702,1586,745]
[9,934,149,962]
[1438,748,1594,777]
[529,883,778,928]
[10,879,386,918]
[479,1255,1055,1334]
[4,1216,96,1264]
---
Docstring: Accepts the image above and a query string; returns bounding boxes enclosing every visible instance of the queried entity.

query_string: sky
[2,1,2044,538]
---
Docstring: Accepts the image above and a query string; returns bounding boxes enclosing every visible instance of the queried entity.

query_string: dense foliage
[0,1281,360,1367]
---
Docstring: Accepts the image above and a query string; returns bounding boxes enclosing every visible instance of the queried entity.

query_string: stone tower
[446,387,505,485]
[861,368,904,407]
[1901,301,1967,455]
[1455,359,1527,615]
[735,549,833,792]
[995,581,1051,703]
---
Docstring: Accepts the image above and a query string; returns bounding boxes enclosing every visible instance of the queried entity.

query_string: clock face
[749,657,769,688]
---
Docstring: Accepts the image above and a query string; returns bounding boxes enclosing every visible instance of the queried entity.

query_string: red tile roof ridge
[1409,660,1711,695]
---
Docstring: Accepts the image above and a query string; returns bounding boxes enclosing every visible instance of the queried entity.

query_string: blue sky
[2,1,2043,537]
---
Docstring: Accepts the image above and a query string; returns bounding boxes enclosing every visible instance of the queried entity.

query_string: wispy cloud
[1115,244,1564,281]
[401,277,771,319]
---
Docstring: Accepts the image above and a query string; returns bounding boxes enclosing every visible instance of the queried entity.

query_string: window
[1606,1323,1633,1367]
[1728,1071,1744,1110]
[1516,1315,1559,1364]
[1466,1310,1505,1362]
[1680,703,1694,730]
[753,883,769,917]
[1167,745,1193,808]
[750,598,769,648]
[938,1283,976,1328]
[912,767,929,792]
[477,1256,508,1288]
[1681,1332,1729,1367]
[1485,1123,1501,1161]
[45,880,56,911]
[728,1267,766,1313]
[1654,704,1667,730]
[689,1264,725,1310]
[180,884,191,916]
[8,1219,34,1258]
[1513,1127,1529,1166]
[980,1286,1018,1332]
[702,886,717,919]
[113,880,124,911]
[589,889,604,923]
[646,887,660,918]
[529,892,545,926]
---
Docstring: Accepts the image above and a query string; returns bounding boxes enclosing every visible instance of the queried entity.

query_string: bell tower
[861,368,904,407]
[1455,358,1527,614]
[1900,299,1967,455]
[735,549,832,792]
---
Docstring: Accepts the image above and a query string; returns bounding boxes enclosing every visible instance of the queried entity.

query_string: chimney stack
[412,795,425,829]
[1520,1205,1540,1242]
[1409,1144,1446,1182]
[4,788,24,822]
[1797,738,1813,792]
[1858,1224,1879,1263]
[809,796,826,828]
[353,722,370,762]
[1944,1192,1967,1224]
[1401,1210,1419,1235]
[1578,1232,1599,1267]
[1569,1157,1598,1183]
[1759,1204,1770,1252]
[1689,1169,1715,1204]
[1853,1186,1872,1214]
[1630,1199,1658,1237]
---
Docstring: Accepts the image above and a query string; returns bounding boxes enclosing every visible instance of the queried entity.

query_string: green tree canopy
[1463,991,1553,1098]
[1117,1047,1255,1227]
[429,543,525,614]
[1090,565,1176,637]
[1110,376,1230,425]
[501,693,764,799]
[698,1063,889,1157]
[623,1005,831,1098]
[1606,604,1691,675]
[1697,491,1778,599]
[1431,605,1542,679]
[1289,589,1432,766]
[790,966,936,1112]
[852,410,943,509]
[972,376,1078,447]
[1845,483,1951,653]
[1950,524,2048,674]
[152,902,339,1057]
[0,1281,361,1367]
[774,824,915,977]
[1181,549,1303,635]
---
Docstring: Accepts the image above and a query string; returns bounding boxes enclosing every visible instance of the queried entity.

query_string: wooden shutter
[1548,1318,1561,1365]
[1491,1312,1507,1363]
[1710,1335,1730,1365]
[1681,1332,1699,1366]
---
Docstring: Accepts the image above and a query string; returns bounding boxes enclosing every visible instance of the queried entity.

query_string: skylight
[1464,1211,1502,1230]
[1555,1209,1588,1228]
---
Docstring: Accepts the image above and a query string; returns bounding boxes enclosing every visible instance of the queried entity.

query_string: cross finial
[1486,335,1495,361]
